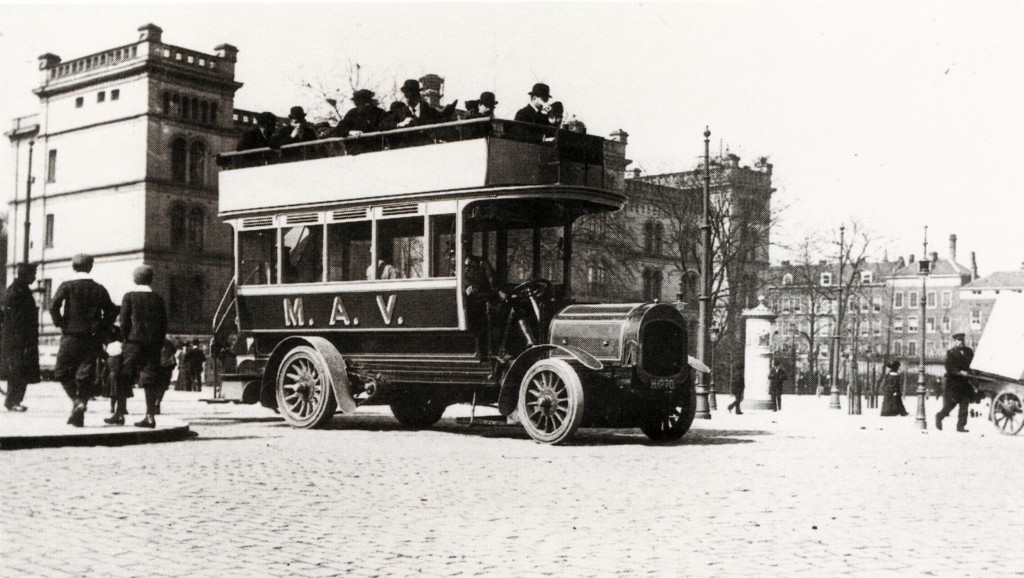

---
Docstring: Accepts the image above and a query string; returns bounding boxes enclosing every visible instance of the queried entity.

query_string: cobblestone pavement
[1,383,1022,577]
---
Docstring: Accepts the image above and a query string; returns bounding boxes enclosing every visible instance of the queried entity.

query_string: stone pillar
[743,296,777,410]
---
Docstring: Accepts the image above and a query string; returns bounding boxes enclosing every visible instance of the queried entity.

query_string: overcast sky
[2,1,1022,273]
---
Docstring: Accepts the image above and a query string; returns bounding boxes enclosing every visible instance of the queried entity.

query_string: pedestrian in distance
[49,253,118,427]
[109,265,168,428]
[936,332,974,432]
[879,359,909,417]
[0,263,41,412]
[184,341,207,392]
[154,338,177,415]
[768,359,786,411]
[727,373,745,415]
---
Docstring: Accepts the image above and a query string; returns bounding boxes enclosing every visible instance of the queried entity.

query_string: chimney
[909,254,915,266]
[949,234,957,262]
[971,252,978,280]
[610,129,629,144]
[931,251,938,263]
[37,53,61,70]
[137,23,163,43]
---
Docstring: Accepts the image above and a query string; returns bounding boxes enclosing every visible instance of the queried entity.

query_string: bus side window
[239,230,278,285]
[327,220,371,282]
[430,214,456,277]
[377,216,424,280]
[281,225,324,284]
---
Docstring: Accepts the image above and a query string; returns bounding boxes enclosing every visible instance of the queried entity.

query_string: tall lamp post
[23,140,35,266]
[693,127,713,420]
[709,326,719,410]
[829,225,845,409]
[914,226,930,429]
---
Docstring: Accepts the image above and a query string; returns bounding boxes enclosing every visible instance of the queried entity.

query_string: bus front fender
[497,345,603,416]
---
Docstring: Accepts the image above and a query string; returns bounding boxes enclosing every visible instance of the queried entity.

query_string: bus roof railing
[216,118,608,171]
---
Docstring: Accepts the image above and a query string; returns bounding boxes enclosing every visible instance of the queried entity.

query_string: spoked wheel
[640,385,696,442]
[518,359,584,445]
[390,387,448,428]
[276,346,338,428]
[992,390,1024,435]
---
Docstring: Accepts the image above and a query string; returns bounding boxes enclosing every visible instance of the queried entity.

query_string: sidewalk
[0,382,191,450]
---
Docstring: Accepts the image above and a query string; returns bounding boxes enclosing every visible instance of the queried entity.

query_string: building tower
[5,24,243,354]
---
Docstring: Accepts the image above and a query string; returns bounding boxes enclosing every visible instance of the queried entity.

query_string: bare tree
[292,59,399,124]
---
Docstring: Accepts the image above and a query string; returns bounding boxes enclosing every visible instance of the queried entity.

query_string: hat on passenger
[952,332,966,341]
[547,101,564,116]
[529,83,551,99]
[256,111,277,128]
[71,253,94,272]
[465,100,479,112]
[478,92,498,107]
[400,79,422,96]
[15,263,37,278]
[352,89,375,104]
[288,106,307,121]
[133,265,154,286]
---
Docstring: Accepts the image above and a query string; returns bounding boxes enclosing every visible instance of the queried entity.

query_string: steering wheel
[508,279,552,302]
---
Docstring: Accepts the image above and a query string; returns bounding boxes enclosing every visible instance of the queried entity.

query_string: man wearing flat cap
[49,253,117,427]
[274,106,317,146]
[381,79,442,130]
[936,332,975,432]
[0,264,41,412]
[236,111,279,151]
[332,89,387,138]
[111,265,168,428]
[515,83,553,125]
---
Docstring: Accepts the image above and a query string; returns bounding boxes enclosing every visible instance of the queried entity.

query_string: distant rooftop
[963,271,1024,291]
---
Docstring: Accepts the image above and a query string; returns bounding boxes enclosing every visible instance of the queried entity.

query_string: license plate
[651,378,676,390]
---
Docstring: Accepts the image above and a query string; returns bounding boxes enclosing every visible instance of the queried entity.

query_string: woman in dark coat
[0,264,41,411]
[880,360,909,417]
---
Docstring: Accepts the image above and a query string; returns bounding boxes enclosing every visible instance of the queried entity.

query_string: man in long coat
[1,264,40,411]
[49,253,118,427]
[936,332,975,432]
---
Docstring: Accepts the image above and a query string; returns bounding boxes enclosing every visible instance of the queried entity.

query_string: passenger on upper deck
[544,101,564,128]
[464,100,481,119]
[274,106,318,146]
[381,79,443,130]
[514,83,552,125]
[477,92,498,118]
[333,89,387,138]
[236,112,279,151]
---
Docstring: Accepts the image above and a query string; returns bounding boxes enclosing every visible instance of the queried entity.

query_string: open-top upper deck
[216,118,628,217]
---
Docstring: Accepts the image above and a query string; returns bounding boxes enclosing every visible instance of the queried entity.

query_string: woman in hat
[879,359,909,417]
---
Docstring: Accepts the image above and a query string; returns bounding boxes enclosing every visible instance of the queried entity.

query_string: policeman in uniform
[49,254,118,427]
[936,332,974,432]
[1,264,41,411]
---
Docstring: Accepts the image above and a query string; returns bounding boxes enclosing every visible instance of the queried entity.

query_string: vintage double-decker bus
[213,118,695,444]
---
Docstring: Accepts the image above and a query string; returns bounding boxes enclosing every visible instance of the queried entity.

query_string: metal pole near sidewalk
[693,127,713,420]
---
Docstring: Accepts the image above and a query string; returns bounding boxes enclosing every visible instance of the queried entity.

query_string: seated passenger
[380,79,442,130]
[545,101,563,128]
[477,92,498,119]
[274,106,317,146]
[514,83,552,125]
[332,89,387,138]
[367,259,401,281]
[464,100,481,119]
[236,112,279,151]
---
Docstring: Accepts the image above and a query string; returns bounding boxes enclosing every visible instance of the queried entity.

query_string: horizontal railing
[45,41,226,82]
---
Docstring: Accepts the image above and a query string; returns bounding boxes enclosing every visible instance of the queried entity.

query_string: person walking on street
[936,333,974,432]
[1,264,41,411]
[880,359,909,416]
[727,373,745,414]
[768,360,787,411]
[108,265,167,428]
[49,254,118,427]
[184,341,207,392]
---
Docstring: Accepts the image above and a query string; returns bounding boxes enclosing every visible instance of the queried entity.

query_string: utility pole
[23,140,35,266]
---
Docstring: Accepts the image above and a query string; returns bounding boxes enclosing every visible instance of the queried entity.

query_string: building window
[820,272,832,286]
[111,89,120,101]
[190,275,205,321]
[908,341,917,356]
[163,92,171,114]
[909,292,918,308]
[927,317,935,333]
[171,138,187,183]
[894,292,904,308]
[97,91,105,103]
[860,297,869,313]
[941,291,951,308]
[908,316,918,332]
[75,96,83,108]
[872,296,882,313]
[927,291,936,308]
[971,309,982,330]
[782,297,791,313]
[46,149,57,183]
[189,141,206,185]
[642,269,663,302]
[893,318,904,333]
[44,214,54,248]
[942,316,951,332]
[643,222,655,254]
[187,206,205,253]
[782,273,793,286]
[893,341,903,356]
[860,271,873,283]
[654,223,663,256]
[170,204,187,249]
[794,298,802,313]
[210,102,219,124]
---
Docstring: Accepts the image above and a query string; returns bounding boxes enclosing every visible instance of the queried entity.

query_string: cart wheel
[640,386,696,442]
[518,359,584,445]
[275,346,337,428]
[390,387,448,428]
[992,390,1024,435]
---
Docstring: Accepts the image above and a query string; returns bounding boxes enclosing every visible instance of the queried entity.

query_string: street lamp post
[23,140,35,266]
[915,226,930,429]
[709,326,719,410]
[829,225,845,409]
[693,127,713,420]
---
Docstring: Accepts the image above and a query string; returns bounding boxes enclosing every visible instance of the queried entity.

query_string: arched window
[170,203,187,249]
[170,138,187,183]
[170,93,180,116]
[201,101,209,123]
[168,276,184,319]
[190,275,205,321]
[653,270,663,302]
[189,141,206,185]
[782,273,793,286]
[181,97,190,119]
[643,222,655,254]
[163,91,171,114]
[654,223,664,256]
[210,102,219,125]
[187,206,205,253]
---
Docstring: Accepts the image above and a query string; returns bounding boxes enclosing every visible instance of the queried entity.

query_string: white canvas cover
[972,292,1024,380]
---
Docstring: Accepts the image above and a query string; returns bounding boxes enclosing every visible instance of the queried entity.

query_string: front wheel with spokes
[517,359,584,445]
[275,346,338,428]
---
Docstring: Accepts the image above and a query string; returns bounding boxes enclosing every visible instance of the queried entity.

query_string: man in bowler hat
[936,332,975,432]
[236,111,279,151]
[333,89,387,138]
[381,79,442,130]
[1,263,41,411]
[274,106,317,146]
[49,254,117,426]
[111,265,168,428]
[515,83,553,125]
[477,92,498,118]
